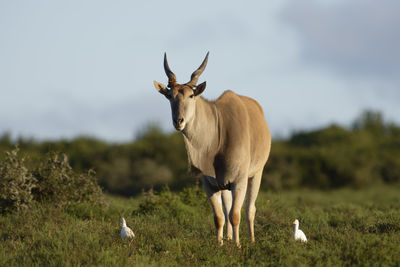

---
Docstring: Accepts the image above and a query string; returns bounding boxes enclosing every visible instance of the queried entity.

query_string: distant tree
[352,110,386,134]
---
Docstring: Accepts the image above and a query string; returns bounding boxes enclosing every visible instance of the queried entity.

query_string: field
[1,184,399,266]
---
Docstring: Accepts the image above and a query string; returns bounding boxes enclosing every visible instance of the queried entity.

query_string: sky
[1,0,399,141]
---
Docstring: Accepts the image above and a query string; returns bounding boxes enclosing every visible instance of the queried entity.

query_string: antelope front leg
[221,189,233,240]
[230,179,248,248]
[202,176,225,245]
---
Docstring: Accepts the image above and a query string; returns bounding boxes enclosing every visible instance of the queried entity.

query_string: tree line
[1,110,399,196]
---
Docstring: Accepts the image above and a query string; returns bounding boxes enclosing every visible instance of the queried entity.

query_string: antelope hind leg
[245,169,263,243]
[230,179,248,248]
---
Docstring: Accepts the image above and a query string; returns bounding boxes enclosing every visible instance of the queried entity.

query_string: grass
[1,184,400,266]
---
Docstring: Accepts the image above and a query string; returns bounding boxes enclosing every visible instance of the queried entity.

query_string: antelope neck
[183,97,219,151]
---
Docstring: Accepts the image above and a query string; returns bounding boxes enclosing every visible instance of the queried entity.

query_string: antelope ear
[153,81,169,95]
[194,81,206,96]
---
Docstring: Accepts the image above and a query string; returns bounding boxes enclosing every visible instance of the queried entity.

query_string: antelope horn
[186,52,209,88]
[164,53,176,87]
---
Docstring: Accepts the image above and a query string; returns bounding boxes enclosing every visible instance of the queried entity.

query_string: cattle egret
[120,217,135,239]
[293,219,307,242]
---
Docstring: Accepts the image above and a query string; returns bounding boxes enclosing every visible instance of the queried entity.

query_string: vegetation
[0,147,104,214]
[0,147,37,213]
[0,110,399,265]
[1,110,399,195]
[267,110,400,190]
[0,185,399,266]
[0,124,189,196]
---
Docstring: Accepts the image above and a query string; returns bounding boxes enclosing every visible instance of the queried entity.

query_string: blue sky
[1,0,399,141]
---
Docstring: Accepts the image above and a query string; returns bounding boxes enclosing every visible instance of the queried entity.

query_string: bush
[0,147,105,214]
[133,185,207,216]
[0,147,37,214]
[33,153,105,207]
[131,159,173,191]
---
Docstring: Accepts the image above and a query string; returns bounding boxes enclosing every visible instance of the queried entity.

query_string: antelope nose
[174,118,184,125]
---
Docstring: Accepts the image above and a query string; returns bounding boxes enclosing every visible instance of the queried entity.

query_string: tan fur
[154,53,271,247]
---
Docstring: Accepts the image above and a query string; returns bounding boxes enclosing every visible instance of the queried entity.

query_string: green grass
[1,185,400,266]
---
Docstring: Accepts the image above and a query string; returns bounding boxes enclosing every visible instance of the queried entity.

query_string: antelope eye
[189,94,194,99]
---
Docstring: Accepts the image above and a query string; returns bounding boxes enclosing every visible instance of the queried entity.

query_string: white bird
[293,219,307,242]
[120,217,135,239]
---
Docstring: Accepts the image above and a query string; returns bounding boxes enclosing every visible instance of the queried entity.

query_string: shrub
[133,185,207,216]
[134,186,175,215]
[33,153,105,207]
[0,147,105,214]
[131,158,173,191]
[0,147,37,214]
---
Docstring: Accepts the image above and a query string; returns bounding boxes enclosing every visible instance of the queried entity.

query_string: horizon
[0,109,392,143]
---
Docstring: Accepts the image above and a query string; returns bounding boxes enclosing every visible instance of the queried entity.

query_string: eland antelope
[153,52,271,247]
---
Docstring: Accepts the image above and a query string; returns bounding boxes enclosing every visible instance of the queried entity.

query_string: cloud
[282,0,400,80]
